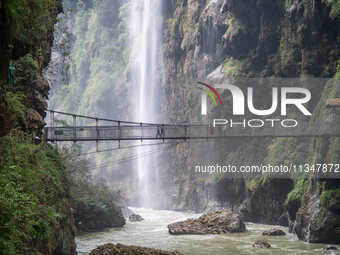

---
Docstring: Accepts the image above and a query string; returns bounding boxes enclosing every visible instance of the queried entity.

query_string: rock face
[161,0,340,238]
[74,199,125,233]
[253,240,271,248]
[121,207,135,219]
[129,214,144,222]
[168,210,246,235]
[0,0,62,139]
[262,228,286,236]
[89,243,182,255]
[239,179,293,226]
[293,194,340,244]
[0,0,77,254]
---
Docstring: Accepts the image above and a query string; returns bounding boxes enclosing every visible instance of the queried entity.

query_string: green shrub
[15,54,39,89]
[0,136,69,254]
[226,15,243,38]
[3,0,58,44]
[265,138,311,166]
[286,178,308,204]
[223,58,244,79]
[320,187,340,212]
[5,91,26,128]
[61,147,124,232]
[323,0,340,19]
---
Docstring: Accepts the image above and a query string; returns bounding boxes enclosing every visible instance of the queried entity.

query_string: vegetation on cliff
[64,147,125,233]
[0,0,60,137]
[163,0,340,243]
[45,0,141,202]
[0,135,76,255]
[323,0,340,19]
[48,0,129,118]
[0,0,79,254]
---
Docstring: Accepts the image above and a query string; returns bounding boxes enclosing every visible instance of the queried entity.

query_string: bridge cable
[88,147,168,170]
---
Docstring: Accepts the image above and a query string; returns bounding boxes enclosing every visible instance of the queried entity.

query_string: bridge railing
[45,121,340,142]
[44,110,340,142]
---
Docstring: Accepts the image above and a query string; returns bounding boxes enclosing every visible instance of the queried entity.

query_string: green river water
[76,208,338,255]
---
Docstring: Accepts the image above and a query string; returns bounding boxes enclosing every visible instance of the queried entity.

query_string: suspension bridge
[44,109,340,144]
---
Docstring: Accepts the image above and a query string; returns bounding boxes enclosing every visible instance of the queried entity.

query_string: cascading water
[129,0,164,207]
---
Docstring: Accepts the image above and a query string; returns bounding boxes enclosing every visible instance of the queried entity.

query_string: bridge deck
[44,110,340,142]
[44,121,340,142]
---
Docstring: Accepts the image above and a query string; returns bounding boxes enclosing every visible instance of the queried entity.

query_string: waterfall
[129,0,164,207]
[306,198,320,242]
[45,0,165,208]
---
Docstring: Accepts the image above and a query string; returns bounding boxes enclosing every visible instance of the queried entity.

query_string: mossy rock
[321,188,340,213]
[89,243,182,255]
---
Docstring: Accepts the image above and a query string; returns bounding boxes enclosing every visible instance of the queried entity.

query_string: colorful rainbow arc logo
[197,82,223,106]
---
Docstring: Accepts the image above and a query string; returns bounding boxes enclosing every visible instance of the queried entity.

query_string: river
[76,208,335,255]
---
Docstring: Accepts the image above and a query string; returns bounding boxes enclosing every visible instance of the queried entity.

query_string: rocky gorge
[45,4,340,243]
[0,0,340,254]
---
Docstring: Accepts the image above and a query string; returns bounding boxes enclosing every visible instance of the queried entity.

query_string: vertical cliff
[162,0,340,243]
[0,0,63,138]
[0,1,77,254]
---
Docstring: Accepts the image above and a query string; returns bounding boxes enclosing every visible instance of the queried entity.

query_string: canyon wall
[0,1,77,254]
[162,0,340,243]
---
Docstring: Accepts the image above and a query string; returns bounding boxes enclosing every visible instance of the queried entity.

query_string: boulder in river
[321,251,340,255]
[322,246,340,255]
[121,207,135,219]
[168,210,246,235]
[262,228,286,236]
[326,247,338,250]
[129,214,144,222]
[293,194,340,244]
[252,239,271,248]
[89,243,182,255]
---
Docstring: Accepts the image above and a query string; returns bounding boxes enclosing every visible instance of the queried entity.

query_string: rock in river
[89,243,182,255]
[322,246,340,255]
[129,214,144,222]
[168,210,246,235]
[262,228,286,236]
[253,239,271,248]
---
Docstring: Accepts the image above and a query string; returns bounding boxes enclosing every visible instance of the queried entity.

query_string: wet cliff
[33,0,340,245]
[0,0,63,138]
[162,0,340,244]
[0,1,77,254]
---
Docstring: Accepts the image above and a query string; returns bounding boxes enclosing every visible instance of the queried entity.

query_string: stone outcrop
[121,207,135,219]
[0,0,78,254]
[252,240,271,248]
[238,179,293,226]
[262,228,286,236]
[168,210,246,235]
[129,214,144,222]
[74,199,125,233]
[322,247,340,255]
[89,243,182,255]
[0,0,62,139]
[162,0,340,239]
[293,194,340,244]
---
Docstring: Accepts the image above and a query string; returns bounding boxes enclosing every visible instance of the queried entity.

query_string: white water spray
[130,0,163,207]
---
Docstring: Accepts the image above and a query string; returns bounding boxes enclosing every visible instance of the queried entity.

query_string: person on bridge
[156,125,165,139]
[156,126,162,139]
